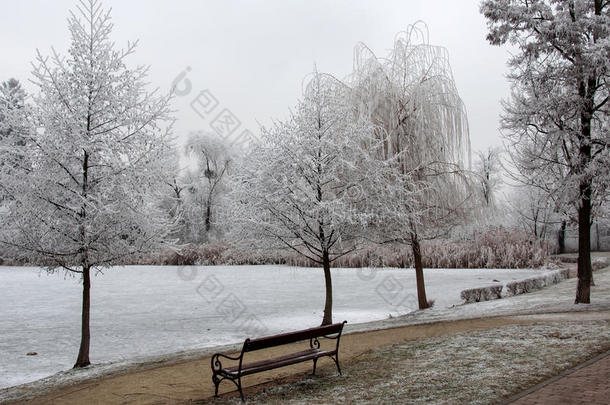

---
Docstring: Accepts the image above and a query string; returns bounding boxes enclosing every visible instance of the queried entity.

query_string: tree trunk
[74,265,91,367]
[575,198,592,303]
[574,66,595,304]
[205,202,211,233]
[321,250,333,325]
[557,220,566,254]
[595,222,600,252]
[75,149,91,367]
[411,233,430,309]
[575,187,592,304]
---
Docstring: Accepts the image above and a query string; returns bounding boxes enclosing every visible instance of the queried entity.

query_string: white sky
[0,0,512,153]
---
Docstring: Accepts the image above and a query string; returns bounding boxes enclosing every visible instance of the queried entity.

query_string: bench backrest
[243,321,346,352]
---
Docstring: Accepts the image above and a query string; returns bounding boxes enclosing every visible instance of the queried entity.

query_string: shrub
[593,257,609,271]
[505,269,569,296]
[460,284,503,303]
[333,227,551,269]
[135,227,552,269]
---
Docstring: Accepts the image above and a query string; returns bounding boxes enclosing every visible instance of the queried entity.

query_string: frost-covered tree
[481,0,610,303]
[0,78,26,135]
[508,184,557,240]
[231,72,382,325]
[350,23,473,309]
[0,78,27,203]
[474,147,502,208]
[158,146,187,241]
[182,131,232,242]
[0,0,173,367]
[0,79,27,158]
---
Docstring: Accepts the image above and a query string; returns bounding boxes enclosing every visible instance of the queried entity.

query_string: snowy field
[0,265,544,389]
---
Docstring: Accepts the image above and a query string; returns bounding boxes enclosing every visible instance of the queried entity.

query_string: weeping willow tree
[349,23,473,309]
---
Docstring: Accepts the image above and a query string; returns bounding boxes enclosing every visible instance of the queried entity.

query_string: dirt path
[9,310,610,405]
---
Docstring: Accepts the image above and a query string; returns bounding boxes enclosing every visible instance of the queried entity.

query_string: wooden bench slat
[222,348,335,376]
[245,322,345,351]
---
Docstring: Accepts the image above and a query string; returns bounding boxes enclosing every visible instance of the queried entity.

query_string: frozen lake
[0,265,542,389]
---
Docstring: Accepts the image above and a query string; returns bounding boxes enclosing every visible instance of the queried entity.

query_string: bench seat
[221,348,335,376]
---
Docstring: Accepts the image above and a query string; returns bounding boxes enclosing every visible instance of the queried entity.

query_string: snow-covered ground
[0,265,545,389]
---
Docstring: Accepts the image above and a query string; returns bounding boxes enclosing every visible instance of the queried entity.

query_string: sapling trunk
[321,250,333,325]
[411,233,430,309]
[74,265,91,367]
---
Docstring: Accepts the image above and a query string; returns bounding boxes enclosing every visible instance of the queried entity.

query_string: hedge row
[460,284,503,304]
[460,268,571,304]
[505,269,570,296]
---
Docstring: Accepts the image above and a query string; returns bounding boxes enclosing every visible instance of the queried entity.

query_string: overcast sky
[1,0,512,153]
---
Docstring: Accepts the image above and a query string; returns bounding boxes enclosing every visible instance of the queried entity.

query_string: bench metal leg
[213,374,245,401]
[331,354,342,375]
[312,358,318,375]
[212,374,220,397]
[237,376,245,402]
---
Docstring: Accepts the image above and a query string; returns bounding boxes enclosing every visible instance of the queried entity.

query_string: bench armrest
[309,320,347,352]
[211,352,243,372]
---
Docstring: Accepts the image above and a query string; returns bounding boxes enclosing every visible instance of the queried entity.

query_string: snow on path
[0,265,545,389]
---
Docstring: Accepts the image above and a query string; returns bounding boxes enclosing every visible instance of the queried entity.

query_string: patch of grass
[210,321,610,404]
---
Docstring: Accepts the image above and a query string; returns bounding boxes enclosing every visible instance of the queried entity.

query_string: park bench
[211,321,347,401]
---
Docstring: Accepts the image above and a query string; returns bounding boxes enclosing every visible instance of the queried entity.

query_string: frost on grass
[212,321,610,404]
